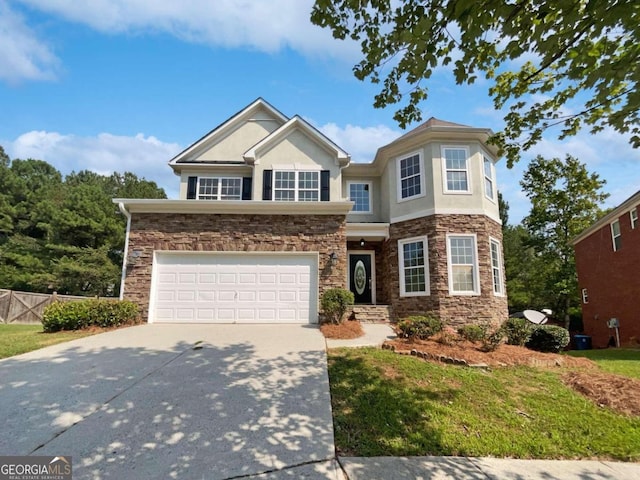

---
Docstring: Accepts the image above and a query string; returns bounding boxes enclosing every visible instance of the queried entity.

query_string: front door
[349,253,373,304]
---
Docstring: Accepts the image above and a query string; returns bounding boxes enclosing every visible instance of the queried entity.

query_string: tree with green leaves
[520,154,608,327]
[311,1,640,166]
[0,148,166,296]
[499,192,549,314]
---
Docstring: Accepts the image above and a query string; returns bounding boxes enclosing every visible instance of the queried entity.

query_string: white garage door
[150,253,318,324]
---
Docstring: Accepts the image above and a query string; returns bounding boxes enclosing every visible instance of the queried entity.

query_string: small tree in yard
[521,155,608,329]
[321,288,354,324]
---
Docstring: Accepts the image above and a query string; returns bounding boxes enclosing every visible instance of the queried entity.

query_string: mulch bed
[384,338,594,368]
[563,371,640,417]
[320,320,364,339]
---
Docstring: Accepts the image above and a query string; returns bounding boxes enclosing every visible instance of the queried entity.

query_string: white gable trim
[243,115,350,167]
[169,98,288,165]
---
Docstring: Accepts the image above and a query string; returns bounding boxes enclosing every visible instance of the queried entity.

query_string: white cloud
[318,123,401,163]
[15,0,358,60]
[0,1,60,83]
[8,130,182,197]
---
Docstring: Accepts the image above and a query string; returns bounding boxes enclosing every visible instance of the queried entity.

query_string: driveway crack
[221,457,339,479]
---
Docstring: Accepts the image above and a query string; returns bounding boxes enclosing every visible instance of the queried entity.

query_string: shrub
[42,301,91,332]
[43,299,139,332]
[525,325,570,353]
[502,318,532,346]
[480,328,504,352]
[435,326,459,345]
[457,324,486,343]
[397,315,443,340]
[321,288,354,324]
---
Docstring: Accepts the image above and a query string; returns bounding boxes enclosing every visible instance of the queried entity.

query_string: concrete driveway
[0,324,341,479]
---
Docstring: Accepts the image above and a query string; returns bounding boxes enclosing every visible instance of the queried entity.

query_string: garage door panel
[238,291,256,302]
[151,253,317,324]
[259,291,277,302]
[199,273,216,283]
[259,273,277,284]
[178,273,197,284]
[218,291,236,302]
[197,291,214,301]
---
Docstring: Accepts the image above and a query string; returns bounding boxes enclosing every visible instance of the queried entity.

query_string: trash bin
[574,334,592,350]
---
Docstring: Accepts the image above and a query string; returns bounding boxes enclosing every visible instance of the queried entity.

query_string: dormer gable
[169,98,288,172]
[243,115,350,168]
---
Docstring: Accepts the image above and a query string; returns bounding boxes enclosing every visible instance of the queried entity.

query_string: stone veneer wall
[124,213,347,321]
[386,214,508,327]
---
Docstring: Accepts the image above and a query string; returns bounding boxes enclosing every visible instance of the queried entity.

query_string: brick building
[572,190,640,347]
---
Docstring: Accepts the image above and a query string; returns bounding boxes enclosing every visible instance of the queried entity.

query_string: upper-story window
[274,170,319,201]
[447,234,480,295]
[483,156,495,201]
[348,182,372,213]
[611,220,622,251]
[442,147,471,193]
[631,208,638,229]
[198,177,242,200]
[397,152,424,201]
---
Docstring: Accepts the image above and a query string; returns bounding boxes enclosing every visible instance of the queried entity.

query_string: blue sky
[1,0,638,224]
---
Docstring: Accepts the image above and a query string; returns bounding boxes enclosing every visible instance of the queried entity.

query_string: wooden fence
[0,289,94,324]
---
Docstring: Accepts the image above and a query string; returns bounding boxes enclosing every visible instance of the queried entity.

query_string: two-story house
[573,190,640,348]
[115,99,508,325]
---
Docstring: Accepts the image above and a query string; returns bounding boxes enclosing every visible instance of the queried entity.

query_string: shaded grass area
[0,324,101,359]
[328,348,640,460]
[567,348,640,379]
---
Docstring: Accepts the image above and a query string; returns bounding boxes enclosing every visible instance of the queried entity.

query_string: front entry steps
[347,305,391,323]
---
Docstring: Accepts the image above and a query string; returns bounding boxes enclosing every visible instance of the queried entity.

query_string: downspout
[118,202,132,301]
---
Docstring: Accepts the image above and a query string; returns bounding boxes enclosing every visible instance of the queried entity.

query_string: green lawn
[567,348,640,379]
[328,348,640,460]
[0,324,101,359]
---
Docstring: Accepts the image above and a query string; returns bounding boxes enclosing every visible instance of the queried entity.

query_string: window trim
[347,181,373,214]
[581,288,589,304]
[442,146,472,194]
[611,220,622,252]
[196,176,242,200]
[396,151,426,203]
[631,207,638,230]
[489,237,504,296]
[483,155,496,202]
[398,236,430,297]
[446,233,480,295]
[273,170,320,202]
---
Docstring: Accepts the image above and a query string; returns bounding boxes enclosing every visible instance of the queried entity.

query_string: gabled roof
[169,98,288,165]
[572,189,640,245]
[243,115,350,167]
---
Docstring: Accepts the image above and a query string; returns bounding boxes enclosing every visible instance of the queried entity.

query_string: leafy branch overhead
[311,0,640,166]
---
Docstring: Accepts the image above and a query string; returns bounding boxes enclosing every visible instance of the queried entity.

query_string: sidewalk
[326,324,639,480]
[338,456,640,480]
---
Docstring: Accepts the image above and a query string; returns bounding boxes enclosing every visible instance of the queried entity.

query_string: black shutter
[320,170,330,201]
[242,177,252,200]
[262,170,273,200]
[187,176,198,199]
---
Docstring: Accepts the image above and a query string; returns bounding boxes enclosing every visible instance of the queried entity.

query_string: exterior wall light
[329,251,338,266]
[127,250,142,266]
[360,238,365,247]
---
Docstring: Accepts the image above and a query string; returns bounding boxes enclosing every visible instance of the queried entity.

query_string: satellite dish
[523,309,548,325]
